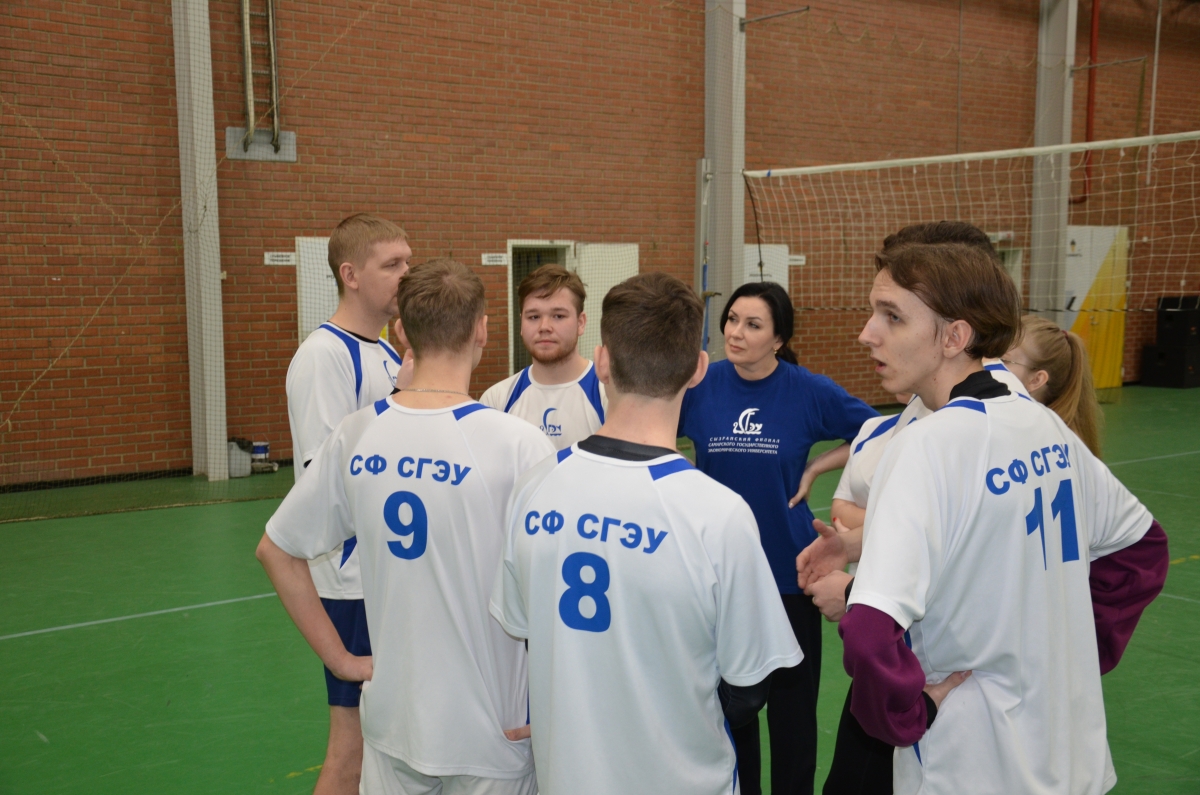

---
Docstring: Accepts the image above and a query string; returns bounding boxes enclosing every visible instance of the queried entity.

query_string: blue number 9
[384,491,428,560]
[558,552,611,632]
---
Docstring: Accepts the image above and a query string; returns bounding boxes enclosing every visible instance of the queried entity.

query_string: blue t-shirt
[678,359,878,593]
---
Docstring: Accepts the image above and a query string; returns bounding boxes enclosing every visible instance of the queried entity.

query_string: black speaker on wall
[1141,296,1200,389]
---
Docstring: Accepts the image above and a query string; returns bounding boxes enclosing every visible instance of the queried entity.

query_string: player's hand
[923,671,971,710]
[503,725,532,741]
[395,345,415,391]
[805,570,853,622]
[796,518,855,589]
[330,653,373,684]
[788,468,819,508]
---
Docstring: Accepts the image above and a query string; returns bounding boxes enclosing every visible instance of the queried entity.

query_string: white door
[296,236,337,345]
[571,243,639,361]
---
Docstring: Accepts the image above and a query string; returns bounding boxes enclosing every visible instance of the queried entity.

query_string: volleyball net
[743,131,1200,398]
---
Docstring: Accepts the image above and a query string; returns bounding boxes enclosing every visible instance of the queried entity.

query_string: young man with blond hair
[481,264,606,449]
[490,273,801,795]
[263,259,554,795]
[284,212,413,794]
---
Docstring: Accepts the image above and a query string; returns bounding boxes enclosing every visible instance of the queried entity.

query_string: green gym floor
[1,386,1197,794]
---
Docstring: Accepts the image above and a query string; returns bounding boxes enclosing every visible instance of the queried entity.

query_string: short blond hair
[396,259,486,355]
[328,214,408,295]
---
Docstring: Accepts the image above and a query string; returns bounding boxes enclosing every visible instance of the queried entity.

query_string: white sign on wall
[264,251,297,265]
[743,244,790,290]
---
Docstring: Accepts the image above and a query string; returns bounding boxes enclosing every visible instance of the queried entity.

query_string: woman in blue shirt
[679,281,877,795]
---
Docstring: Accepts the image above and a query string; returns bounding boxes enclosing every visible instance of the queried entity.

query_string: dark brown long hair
[875,243,1021,359]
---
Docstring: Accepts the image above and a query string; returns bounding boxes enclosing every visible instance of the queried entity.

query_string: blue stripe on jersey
[374,397,390,415]
[942,398,987,414]
[379,338,402,365]
[340,536,357,568]
[503,368,534,413]
[556,446,574,463]
[648,457,694,480]
[452,402,489,421]
[853,413,901,454]
[578,364,606,423]
[723,718,739,793]
[320,323,364,401]
[983,362,1007,372]
[1018,393,1033,401]
[903,629,922,765]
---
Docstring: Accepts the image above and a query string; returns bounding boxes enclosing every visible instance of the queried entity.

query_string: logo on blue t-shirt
[732,408,763,435]
[541,407,563,438]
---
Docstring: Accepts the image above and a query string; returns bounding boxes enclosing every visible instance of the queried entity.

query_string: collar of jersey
[380,396,478,414]
[568,444,686,468]
[525,360,594,388]
[322,322,381,344]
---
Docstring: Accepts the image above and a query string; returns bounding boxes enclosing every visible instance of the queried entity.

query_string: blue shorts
[321,597,372,708]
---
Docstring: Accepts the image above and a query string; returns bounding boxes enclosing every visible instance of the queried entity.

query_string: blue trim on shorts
[321,598,371,708]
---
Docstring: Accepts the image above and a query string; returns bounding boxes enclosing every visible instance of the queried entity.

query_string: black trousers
[733,593,822,795]
[821,685,894,795]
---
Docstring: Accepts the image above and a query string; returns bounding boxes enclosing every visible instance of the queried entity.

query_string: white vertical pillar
[172,0,228,480]
[704,0,746,362]
[1030,0,1077,326]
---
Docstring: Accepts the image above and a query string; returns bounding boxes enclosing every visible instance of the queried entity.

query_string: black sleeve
[718,673,772,729]
[922,691,938,728]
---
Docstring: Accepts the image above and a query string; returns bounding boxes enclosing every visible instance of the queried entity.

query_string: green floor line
[0,593,277,642]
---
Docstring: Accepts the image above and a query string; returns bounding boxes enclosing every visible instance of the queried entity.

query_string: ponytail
[776,344,799,365]
[1019,316,1104,457]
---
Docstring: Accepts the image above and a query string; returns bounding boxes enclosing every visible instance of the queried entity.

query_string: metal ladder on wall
[240,0,281,152]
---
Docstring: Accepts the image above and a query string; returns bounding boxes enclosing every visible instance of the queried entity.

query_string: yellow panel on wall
[1069,227,1128,390]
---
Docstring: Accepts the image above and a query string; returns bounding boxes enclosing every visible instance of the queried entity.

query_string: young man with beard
[481,265,606,449]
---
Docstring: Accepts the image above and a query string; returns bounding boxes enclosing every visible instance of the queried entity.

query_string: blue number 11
[1026,478,1079,568]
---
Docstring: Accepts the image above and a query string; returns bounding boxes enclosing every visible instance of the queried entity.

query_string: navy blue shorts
[321,597,372,708]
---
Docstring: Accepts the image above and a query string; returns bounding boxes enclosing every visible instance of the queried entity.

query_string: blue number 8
[558,552,611,632]
[384,491,427,560]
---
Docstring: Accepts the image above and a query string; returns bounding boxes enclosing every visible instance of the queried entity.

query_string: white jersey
[490,442,803,795]
[849,389,1152,795]
[833,360,1029,511]
[267,399,555,777]
[286,322,403,600]
[479,362,607,450]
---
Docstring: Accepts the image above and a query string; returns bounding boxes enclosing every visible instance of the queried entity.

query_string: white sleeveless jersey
[479,362,607,450]
[286,323,403,599]
[268,399,555,777]
[490,444,803,795]
[849,390,1151,795]
[833,360,1029,512]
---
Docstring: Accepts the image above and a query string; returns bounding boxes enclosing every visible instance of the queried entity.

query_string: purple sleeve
[839,603,929,747]
[1090,521,1169,674]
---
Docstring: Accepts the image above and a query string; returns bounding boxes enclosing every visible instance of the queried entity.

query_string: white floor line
[0,593,277,642]
[1108,449,1200,467]
[1160,593,1200,606]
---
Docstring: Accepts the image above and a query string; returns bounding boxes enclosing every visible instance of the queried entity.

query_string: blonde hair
[327,213,408,295]
[1018,315,1103,457]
